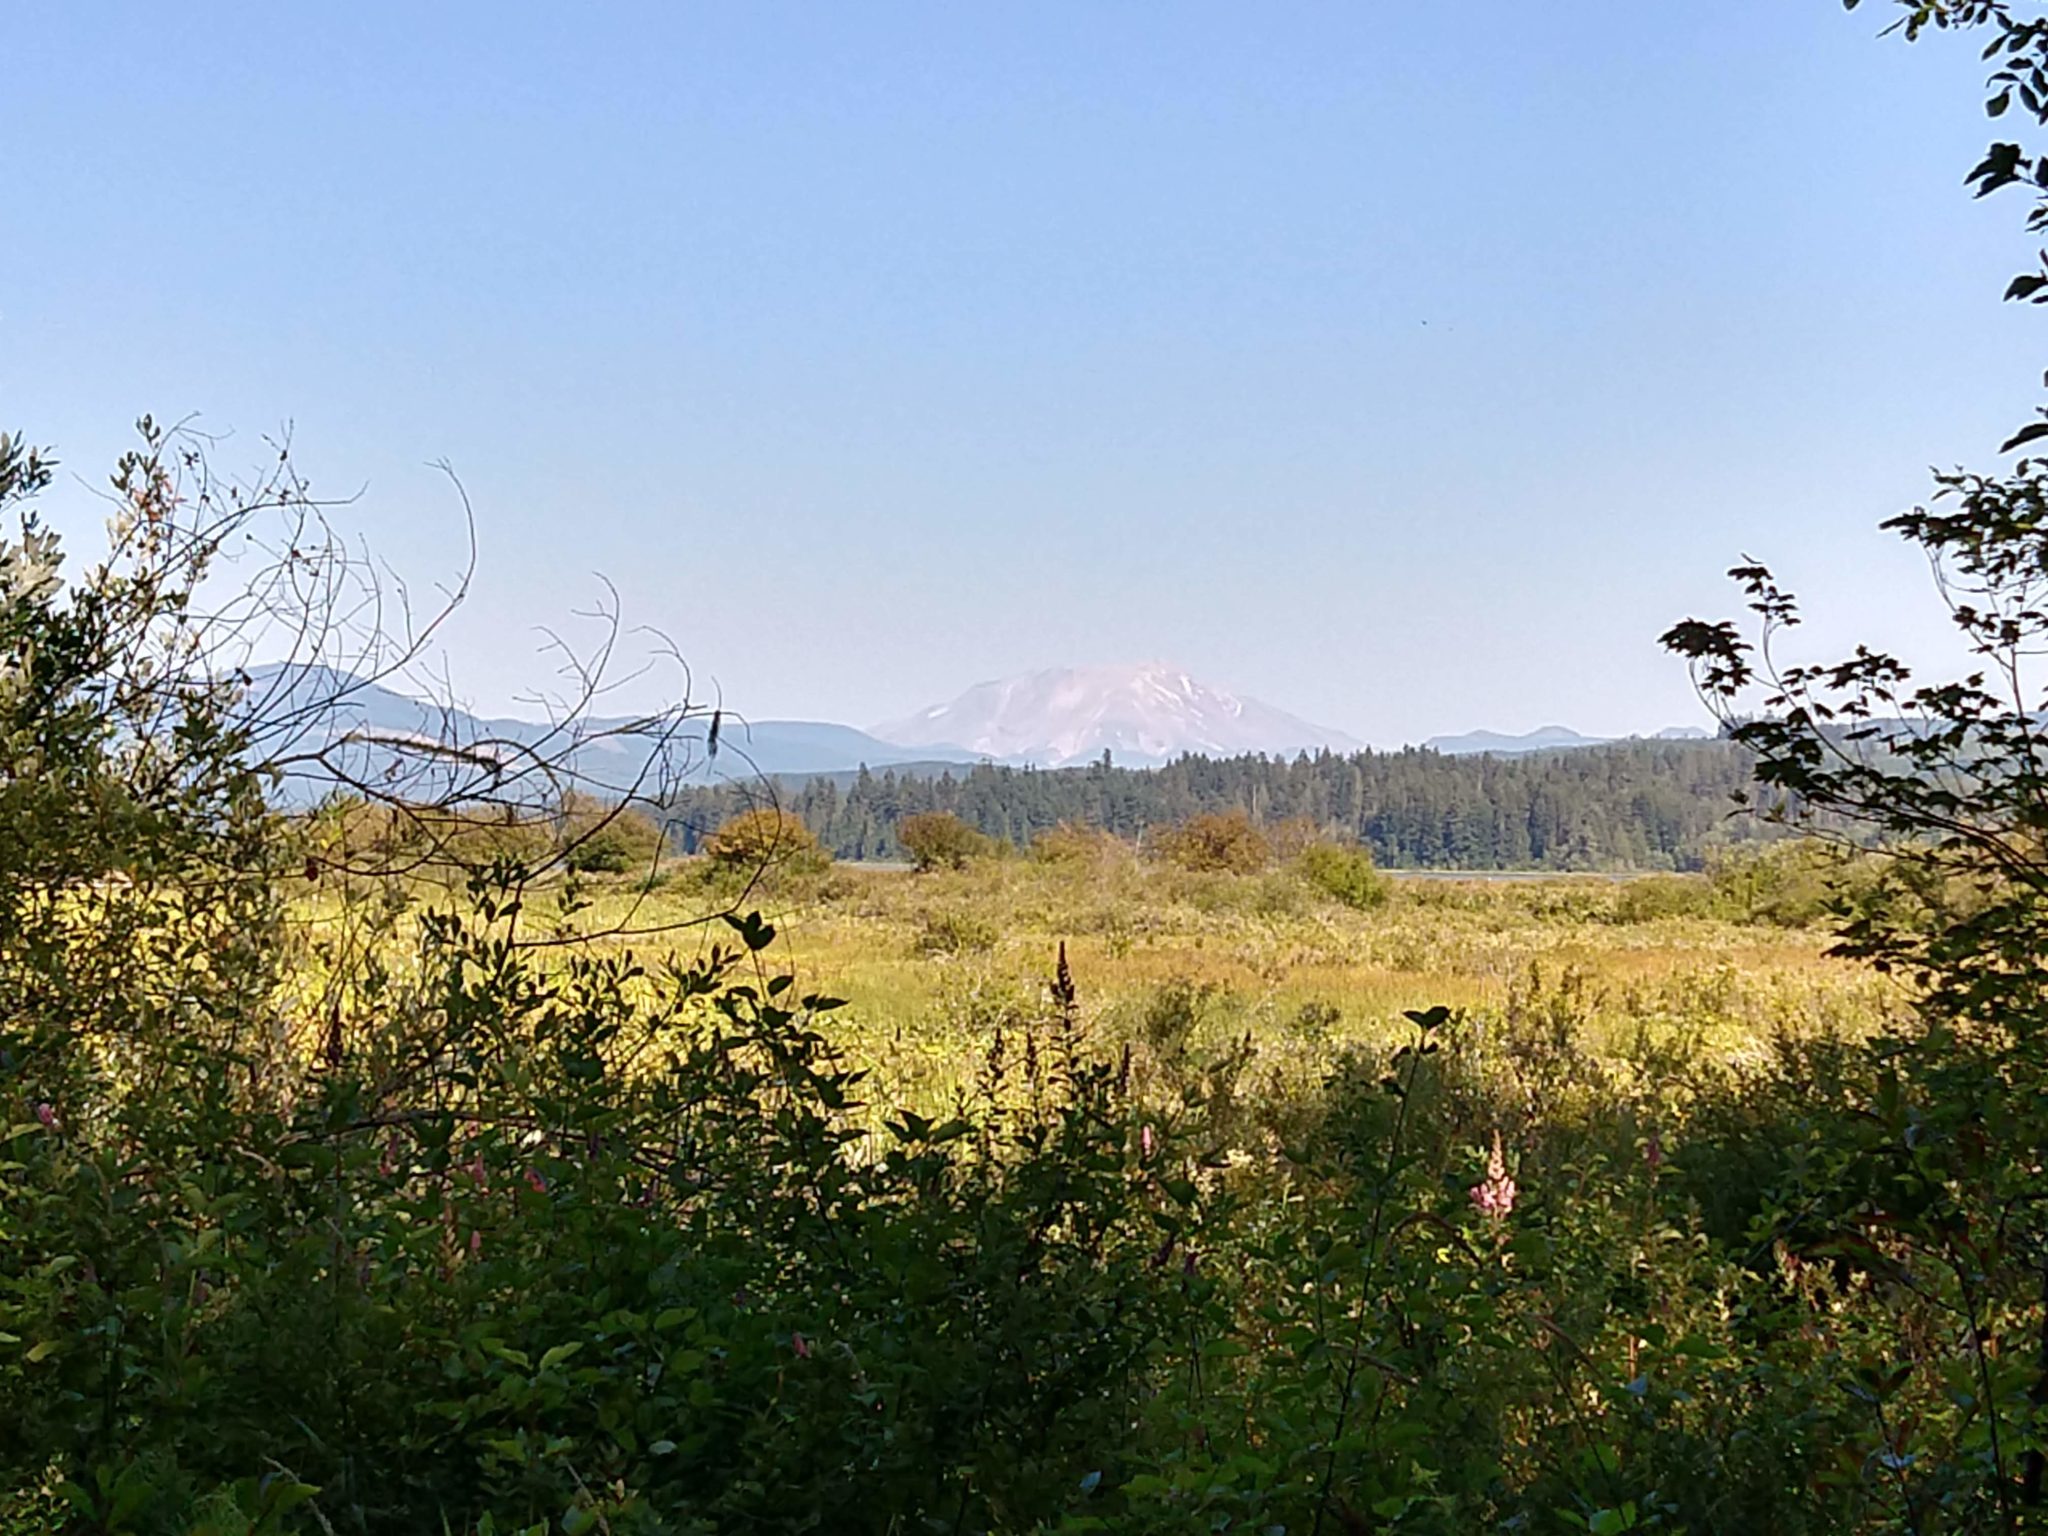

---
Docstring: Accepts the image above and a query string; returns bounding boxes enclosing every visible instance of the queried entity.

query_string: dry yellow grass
[544,854,1901,1119]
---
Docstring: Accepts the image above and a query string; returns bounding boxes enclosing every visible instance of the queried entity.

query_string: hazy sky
[4,3,2040,746]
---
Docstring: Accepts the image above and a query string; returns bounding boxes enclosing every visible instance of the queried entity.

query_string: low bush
[561,798,667,874]
[1299,841,1391,909]
[915,906,999,954]
[1706,841,1844,926]
[1154,810,1269,874]
[1613,872,1718,923]
[899,810,992,871]
[1032,820,1130,865]
[1264,815,1333,862]
[701,807,829,877]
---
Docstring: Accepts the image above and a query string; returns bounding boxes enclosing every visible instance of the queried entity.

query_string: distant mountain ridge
[1426,724,1712,756]
[1426,725,1607,756]
[239,664,978,800]
[243,663,1714,797]
[874,662,1361,768]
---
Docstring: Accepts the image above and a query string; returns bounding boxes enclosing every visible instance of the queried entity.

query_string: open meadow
[566,847,1905,1132]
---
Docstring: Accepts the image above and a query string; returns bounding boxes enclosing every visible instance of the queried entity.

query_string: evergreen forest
[664,739,1769,869]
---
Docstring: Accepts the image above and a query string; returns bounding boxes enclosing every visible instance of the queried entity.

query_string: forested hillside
[665,737,1771,869]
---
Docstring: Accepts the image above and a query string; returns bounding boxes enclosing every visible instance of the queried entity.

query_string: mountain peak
[874,663,1359,767]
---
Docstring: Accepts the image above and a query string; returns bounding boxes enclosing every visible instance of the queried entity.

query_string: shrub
[702,806,828,875]
[899,811,991,871]
[1155,810,1268,874]
[1250,868,1311,918]
[561,796,667,874]
[1264,815,1330,862]
[1612,872,1717,923]
[916,907,999,955]
[310,796,557,874]
[316,796,668,880]
[1032,820,1128,864]
[1705,839,1869,927]
[1298,841,1390,909]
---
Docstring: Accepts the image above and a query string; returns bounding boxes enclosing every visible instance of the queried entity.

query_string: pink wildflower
[1140,1124,1155,1161]
[791,1331,810,1359]
[1469,1130,1517,1221]
[33,1102,57,1130]
[468,1229,483,1260]
[525,1167,548,1194]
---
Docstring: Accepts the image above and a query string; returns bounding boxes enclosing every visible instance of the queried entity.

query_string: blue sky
[3,3,2038,745]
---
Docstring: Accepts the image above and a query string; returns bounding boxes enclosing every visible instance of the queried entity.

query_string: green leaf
[2000,419,2048,453]
[538,1342,583,1372]
[721,911,777,951]
[257,1478,321,1520]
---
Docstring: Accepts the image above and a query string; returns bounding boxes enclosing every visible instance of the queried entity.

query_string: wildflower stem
[1310,1015,1429,1536]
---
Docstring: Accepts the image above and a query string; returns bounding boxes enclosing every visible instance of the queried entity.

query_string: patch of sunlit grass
[496,856,1901,1121]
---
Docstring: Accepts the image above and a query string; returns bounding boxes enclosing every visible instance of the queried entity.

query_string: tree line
[663,737,1774,870]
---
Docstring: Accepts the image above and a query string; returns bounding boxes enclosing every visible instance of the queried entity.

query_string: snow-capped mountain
[873,663,1361,768]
